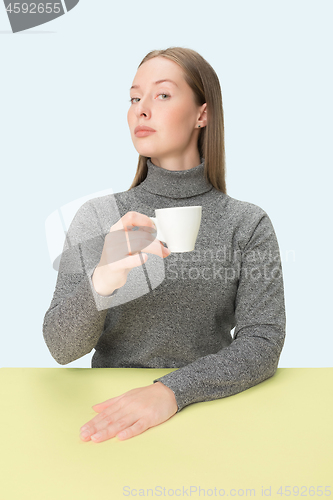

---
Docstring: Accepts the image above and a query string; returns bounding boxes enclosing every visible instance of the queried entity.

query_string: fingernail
[81,431,90,438]
[91,433,101,440]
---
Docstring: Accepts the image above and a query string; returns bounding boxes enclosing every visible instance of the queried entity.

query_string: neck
[149,152,202,172]
[138,157,213,199]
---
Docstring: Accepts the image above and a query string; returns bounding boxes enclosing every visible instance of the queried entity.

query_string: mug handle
[149,217,166,244]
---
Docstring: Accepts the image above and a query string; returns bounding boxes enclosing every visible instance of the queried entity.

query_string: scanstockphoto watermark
[122,485,332,497]
[123,485,257,497]
[122,484,332,498]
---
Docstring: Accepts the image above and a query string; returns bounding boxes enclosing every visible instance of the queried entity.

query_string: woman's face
[127,56,206,165]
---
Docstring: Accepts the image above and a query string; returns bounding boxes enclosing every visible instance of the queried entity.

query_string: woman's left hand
[79,382,178,443]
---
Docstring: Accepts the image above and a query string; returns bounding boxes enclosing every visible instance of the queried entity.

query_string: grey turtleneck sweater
[43,158,286,413]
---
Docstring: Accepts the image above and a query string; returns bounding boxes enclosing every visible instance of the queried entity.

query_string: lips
[134,125,156,135]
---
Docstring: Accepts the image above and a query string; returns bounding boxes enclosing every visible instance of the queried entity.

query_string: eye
[129,93,170,104]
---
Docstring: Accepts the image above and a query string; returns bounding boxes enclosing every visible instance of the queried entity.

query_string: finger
[80,399,124,436]
[91,415,139,443]
[117,232,168,258]
[126,227,157,254]
[122,229,157,254]
[98,241,147,270]
[92,395,122,411]
[92,398,114,408]
[80,385,151,437]
[92,403,111,413]
[117,419,148,441]
[112,252,149,271]
[100,242,168,274]
[102,230,157,263]
[80,412,111,437]
[129,225,156,234]
[111,212,156,234]
[80,411,112,432]
[81,408,123,439]
[106,229,149,254]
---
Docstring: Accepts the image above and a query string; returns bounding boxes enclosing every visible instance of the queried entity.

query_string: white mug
[149,206,202,253]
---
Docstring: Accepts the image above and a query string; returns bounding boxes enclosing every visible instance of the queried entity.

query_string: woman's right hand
[92,211,171,296]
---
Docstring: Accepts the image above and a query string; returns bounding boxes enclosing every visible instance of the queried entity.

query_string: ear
[198,103,208,128]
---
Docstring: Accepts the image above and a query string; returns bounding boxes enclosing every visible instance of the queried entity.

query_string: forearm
[91,263,124,297]
[155,207,287,413]
[154,324,285,412]
[43,269,116,365]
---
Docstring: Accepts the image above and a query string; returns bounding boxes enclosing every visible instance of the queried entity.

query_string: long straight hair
[127,47,227,194]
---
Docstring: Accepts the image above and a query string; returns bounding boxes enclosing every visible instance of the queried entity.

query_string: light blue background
[1,1,332,368]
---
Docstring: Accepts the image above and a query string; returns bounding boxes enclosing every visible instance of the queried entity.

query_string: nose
[134,96,151,119]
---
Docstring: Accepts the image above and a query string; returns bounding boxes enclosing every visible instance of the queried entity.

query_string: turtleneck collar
[139,157,213,199]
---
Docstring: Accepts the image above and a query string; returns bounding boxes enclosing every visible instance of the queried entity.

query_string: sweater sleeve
[42,200,119,365]
[153,211,286,413]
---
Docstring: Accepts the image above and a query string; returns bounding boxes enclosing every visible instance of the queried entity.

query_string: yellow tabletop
[0,367,332,500]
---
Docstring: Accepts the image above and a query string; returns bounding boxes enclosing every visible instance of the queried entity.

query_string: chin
[135,146,158,158]
[133,138,161,158]
[135,150,152,158]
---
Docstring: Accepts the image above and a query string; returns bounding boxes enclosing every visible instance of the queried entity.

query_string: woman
[43,47,286,443]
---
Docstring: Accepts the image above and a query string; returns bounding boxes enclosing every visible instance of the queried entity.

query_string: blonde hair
[127,47,227,194]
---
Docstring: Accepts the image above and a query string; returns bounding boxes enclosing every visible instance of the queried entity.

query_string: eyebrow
[130,79,178,91]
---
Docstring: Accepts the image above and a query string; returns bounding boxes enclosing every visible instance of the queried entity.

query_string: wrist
[92,264,123,296]
[154,382,178,410]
